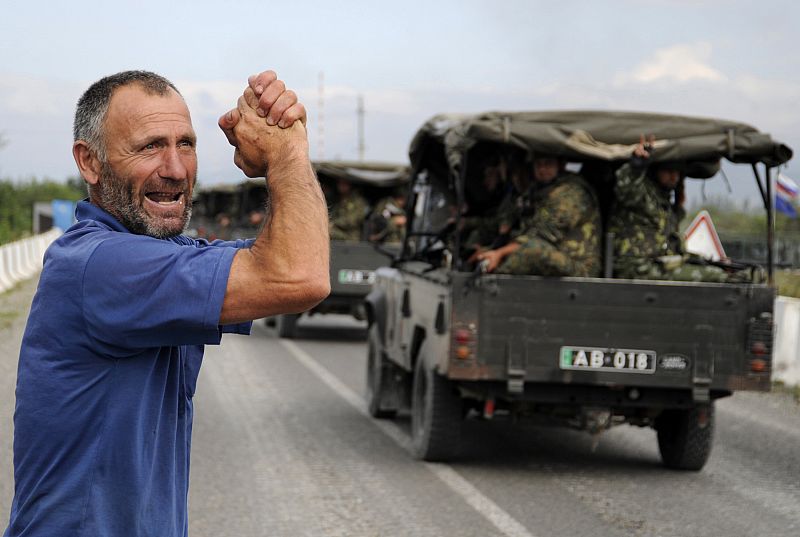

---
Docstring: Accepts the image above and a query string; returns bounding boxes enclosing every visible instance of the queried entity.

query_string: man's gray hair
[73,70,180,162]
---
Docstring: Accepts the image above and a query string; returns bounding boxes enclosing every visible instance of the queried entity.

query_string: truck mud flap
[505,319,528,394]
[692,324,715,403]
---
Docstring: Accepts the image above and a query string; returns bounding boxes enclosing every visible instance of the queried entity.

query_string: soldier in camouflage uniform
[477,156,602,277]
[329,178,369,241]
[608,136,758,283]
[367,191,406,243]
[463,155,529,262]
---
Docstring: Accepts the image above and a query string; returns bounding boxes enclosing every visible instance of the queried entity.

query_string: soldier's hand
[633,133,656,159]
[476,249,505,272]
[466,247,486,265]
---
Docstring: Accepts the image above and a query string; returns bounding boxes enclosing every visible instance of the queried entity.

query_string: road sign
[684,210,726,261]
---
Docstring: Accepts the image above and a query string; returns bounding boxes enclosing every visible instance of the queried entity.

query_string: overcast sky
[1,0,798,207]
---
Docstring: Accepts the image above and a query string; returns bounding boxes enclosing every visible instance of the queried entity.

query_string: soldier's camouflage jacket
[608,163,686,278]
[367,196,405,243]
[330,191,369,241]
[498,172,602,277]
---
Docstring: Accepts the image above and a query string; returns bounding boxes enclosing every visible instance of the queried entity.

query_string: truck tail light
[454,329,471,344]
[746,313,773,374]
[451,323,477,361]
[455,346,471,359]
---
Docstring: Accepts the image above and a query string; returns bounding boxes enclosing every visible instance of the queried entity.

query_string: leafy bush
[775,270,800,299]
[0,177,85,244]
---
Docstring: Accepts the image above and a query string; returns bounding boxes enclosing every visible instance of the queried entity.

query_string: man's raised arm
[218,72,330,324]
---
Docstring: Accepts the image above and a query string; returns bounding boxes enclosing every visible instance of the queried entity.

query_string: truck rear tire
[276,313,300,339]
[411,354,462,461]
[656,403,715,471]
[366,325,398,419]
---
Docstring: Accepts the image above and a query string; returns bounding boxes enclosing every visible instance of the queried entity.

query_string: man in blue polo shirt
[4,69,330,536]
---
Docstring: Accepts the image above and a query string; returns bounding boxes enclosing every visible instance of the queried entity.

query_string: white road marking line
[280,339,537,537]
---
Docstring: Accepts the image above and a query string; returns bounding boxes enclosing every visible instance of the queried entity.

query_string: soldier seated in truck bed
[476,155,603,277]
[458,153,510,256]
[329,177,370,241]
[609,135,762,283]
[366,188,407,244]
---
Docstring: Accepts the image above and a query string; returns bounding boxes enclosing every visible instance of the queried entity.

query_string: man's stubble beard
[97,161,194,238]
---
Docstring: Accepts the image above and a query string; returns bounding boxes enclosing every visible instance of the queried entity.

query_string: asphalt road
[2,281,800,536]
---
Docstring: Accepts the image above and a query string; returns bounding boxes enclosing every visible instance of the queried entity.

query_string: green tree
[0,177,85,244]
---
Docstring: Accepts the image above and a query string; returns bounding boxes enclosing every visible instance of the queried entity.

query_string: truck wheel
[366,325,398,419]
[276,313,300,339]
[656,403,715,471]
[411,354,462,461]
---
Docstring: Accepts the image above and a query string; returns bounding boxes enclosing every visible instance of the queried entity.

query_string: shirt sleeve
[614,162,651,209]
[82,234,251,350]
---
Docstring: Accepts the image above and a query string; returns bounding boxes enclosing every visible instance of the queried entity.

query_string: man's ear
[72,141,102,185]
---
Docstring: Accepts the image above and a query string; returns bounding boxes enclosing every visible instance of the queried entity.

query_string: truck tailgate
[450,274,774,393]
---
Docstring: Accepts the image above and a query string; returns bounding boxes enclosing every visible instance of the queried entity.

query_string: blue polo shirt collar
[75,199,131,234]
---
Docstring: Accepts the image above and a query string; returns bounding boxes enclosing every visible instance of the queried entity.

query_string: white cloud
[0,74,81,117]
[615,42,727,85]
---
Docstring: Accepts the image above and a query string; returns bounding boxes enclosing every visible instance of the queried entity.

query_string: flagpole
[767,165,775,285]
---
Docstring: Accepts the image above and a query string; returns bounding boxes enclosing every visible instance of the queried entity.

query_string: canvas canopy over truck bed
[405,110,793,279]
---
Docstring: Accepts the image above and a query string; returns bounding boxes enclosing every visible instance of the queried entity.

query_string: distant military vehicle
[271,161,409,338]
[190,162,410,338]
[364,111,792,470]
[190,179,266,241]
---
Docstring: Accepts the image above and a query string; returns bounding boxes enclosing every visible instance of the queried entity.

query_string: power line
[357,94,365,161]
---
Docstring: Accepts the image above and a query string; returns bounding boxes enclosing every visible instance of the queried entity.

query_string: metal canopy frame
[752,163,776,284]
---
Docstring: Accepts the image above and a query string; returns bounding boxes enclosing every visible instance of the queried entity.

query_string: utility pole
[317,72,325,160]
[357,94,365,162]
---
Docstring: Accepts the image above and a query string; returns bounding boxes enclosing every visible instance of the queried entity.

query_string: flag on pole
[776,172,798,218]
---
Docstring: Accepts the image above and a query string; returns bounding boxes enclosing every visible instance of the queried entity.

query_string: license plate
[337,269,375,285]
[560,346,656,373]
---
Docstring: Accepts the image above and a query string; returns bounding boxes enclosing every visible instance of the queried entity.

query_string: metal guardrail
[722,237,800,268]
[773,296,800,388]
[0,228,61,294]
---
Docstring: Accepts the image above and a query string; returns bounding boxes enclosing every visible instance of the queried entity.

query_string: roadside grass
[0,310,19,331]
[772,381,800,403]
[775,270,800,299]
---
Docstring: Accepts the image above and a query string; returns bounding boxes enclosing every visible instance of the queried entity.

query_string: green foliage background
[687,197,800,297]
[0,177,85,244]
[686,195,800,239]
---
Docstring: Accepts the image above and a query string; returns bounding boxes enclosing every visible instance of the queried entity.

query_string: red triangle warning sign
[683,210,726,261]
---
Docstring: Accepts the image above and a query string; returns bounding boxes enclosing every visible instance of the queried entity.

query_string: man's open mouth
[145,191,184,205]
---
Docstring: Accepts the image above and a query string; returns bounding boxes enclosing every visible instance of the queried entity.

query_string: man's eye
[142,143,156,151]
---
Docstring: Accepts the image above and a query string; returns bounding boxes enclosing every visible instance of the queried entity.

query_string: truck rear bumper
[457,380,733,411]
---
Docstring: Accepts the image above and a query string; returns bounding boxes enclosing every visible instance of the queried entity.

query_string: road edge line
[279,339,537,537]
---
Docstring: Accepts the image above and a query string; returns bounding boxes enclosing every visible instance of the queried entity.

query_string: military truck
[364,111,792,470]
[190,179,267,241]
[271,161,409,338]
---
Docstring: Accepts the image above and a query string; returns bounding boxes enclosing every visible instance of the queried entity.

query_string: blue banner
[51,199,76,231]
